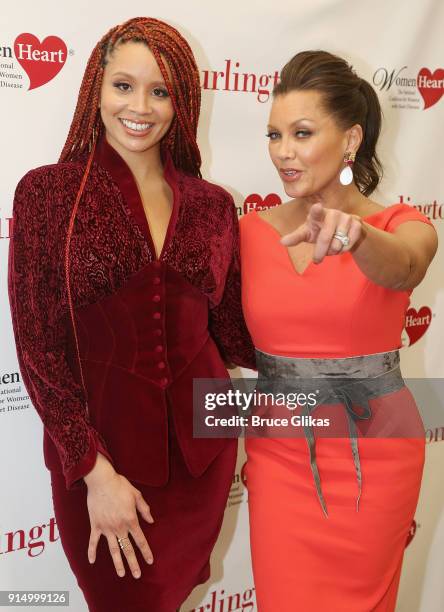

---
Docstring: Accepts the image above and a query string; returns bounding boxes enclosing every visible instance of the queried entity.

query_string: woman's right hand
[83,452,154,579]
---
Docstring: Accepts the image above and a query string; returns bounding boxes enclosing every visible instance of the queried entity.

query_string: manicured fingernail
[133,571,141,578]
[118,570,125,577]
[147,558,153,565]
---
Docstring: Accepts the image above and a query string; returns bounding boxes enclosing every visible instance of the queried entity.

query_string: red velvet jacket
[8,135,255,490]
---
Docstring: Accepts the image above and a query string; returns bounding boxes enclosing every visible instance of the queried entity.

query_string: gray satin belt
[255,349,405,517]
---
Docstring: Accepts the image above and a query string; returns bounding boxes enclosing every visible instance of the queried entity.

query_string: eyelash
[112,82,170,98]
[266,130,312,140]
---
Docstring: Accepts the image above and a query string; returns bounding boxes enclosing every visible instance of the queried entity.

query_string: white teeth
[283,170,297,176]
[121,119,152,131]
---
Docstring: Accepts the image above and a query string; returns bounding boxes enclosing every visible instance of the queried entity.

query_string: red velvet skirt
[50,411,236,612]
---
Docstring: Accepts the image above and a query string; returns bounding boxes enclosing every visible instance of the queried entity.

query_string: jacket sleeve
[208,194,257,370]
[7,168,114,490]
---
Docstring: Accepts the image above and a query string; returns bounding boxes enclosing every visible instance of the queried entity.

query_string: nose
[127,89,153,116]
[275,136,295,161]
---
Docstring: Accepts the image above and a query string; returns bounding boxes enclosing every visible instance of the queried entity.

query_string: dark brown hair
[59,17,201,177]
[273,50,383,196]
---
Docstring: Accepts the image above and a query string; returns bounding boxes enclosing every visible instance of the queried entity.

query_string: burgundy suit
[8,135,255,611]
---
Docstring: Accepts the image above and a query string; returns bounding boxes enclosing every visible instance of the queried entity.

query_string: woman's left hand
[280,203,364,263]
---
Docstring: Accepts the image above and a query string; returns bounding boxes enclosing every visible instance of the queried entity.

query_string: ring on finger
[117,536,131,551]
[333,229,350,248]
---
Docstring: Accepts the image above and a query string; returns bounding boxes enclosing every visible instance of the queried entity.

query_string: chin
[118,134,159,153]
[283,183,308,199]
[126,139,155,152]
[282,177,327,200]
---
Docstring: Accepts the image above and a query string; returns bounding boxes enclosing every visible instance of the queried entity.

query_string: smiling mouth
[119,118,154,131]
[281,168,301,176]
[280,168,303,182]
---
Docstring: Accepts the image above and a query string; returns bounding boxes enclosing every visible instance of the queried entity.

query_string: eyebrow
[111,71,166,85]
[267,118,315,129]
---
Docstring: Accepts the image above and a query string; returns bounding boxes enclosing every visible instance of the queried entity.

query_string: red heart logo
[243,193,281,215]
[405,306,432,345]
[14,33,67,91]
[417,68,444,110]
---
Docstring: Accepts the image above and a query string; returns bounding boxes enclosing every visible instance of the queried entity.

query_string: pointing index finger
[280,225,310,247]
[309,203,325,223]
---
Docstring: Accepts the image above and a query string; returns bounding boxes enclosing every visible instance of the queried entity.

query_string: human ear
[346,124,363,154]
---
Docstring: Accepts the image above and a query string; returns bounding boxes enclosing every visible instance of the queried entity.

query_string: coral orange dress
[239,204,433,612]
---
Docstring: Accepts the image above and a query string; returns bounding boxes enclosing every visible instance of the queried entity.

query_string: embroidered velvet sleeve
[208,195,256,370]
[7,168,114,490]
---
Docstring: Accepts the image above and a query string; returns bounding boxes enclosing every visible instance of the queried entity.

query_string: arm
[351,220,437,290]
[281,203,437,291]
[7,168,114,490]
[9,168,158,581]
[209,195,256,370]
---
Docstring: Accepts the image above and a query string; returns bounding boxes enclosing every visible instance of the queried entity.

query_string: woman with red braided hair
[8,17,255,612]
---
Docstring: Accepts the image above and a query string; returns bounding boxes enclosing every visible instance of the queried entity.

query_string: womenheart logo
[14,33,67,90]
[243,193,281,214]
[417,68,444,109]
[405,306,432,346]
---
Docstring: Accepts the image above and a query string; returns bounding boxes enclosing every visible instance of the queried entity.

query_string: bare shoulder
[353,197,385,218]
[257,199,302,224]
[256,200,293,221]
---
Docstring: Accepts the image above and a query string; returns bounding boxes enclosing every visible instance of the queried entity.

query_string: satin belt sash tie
[255,349,405,517]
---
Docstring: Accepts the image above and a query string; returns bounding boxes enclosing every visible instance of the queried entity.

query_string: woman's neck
[298,182,369,217]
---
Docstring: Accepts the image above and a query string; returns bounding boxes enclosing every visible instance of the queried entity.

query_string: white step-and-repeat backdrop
[1,1,443,610]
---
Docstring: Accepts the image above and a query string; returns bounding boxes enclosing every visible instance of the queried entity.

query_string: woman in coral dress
[8,18,254,612]
[240,51,437,611]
